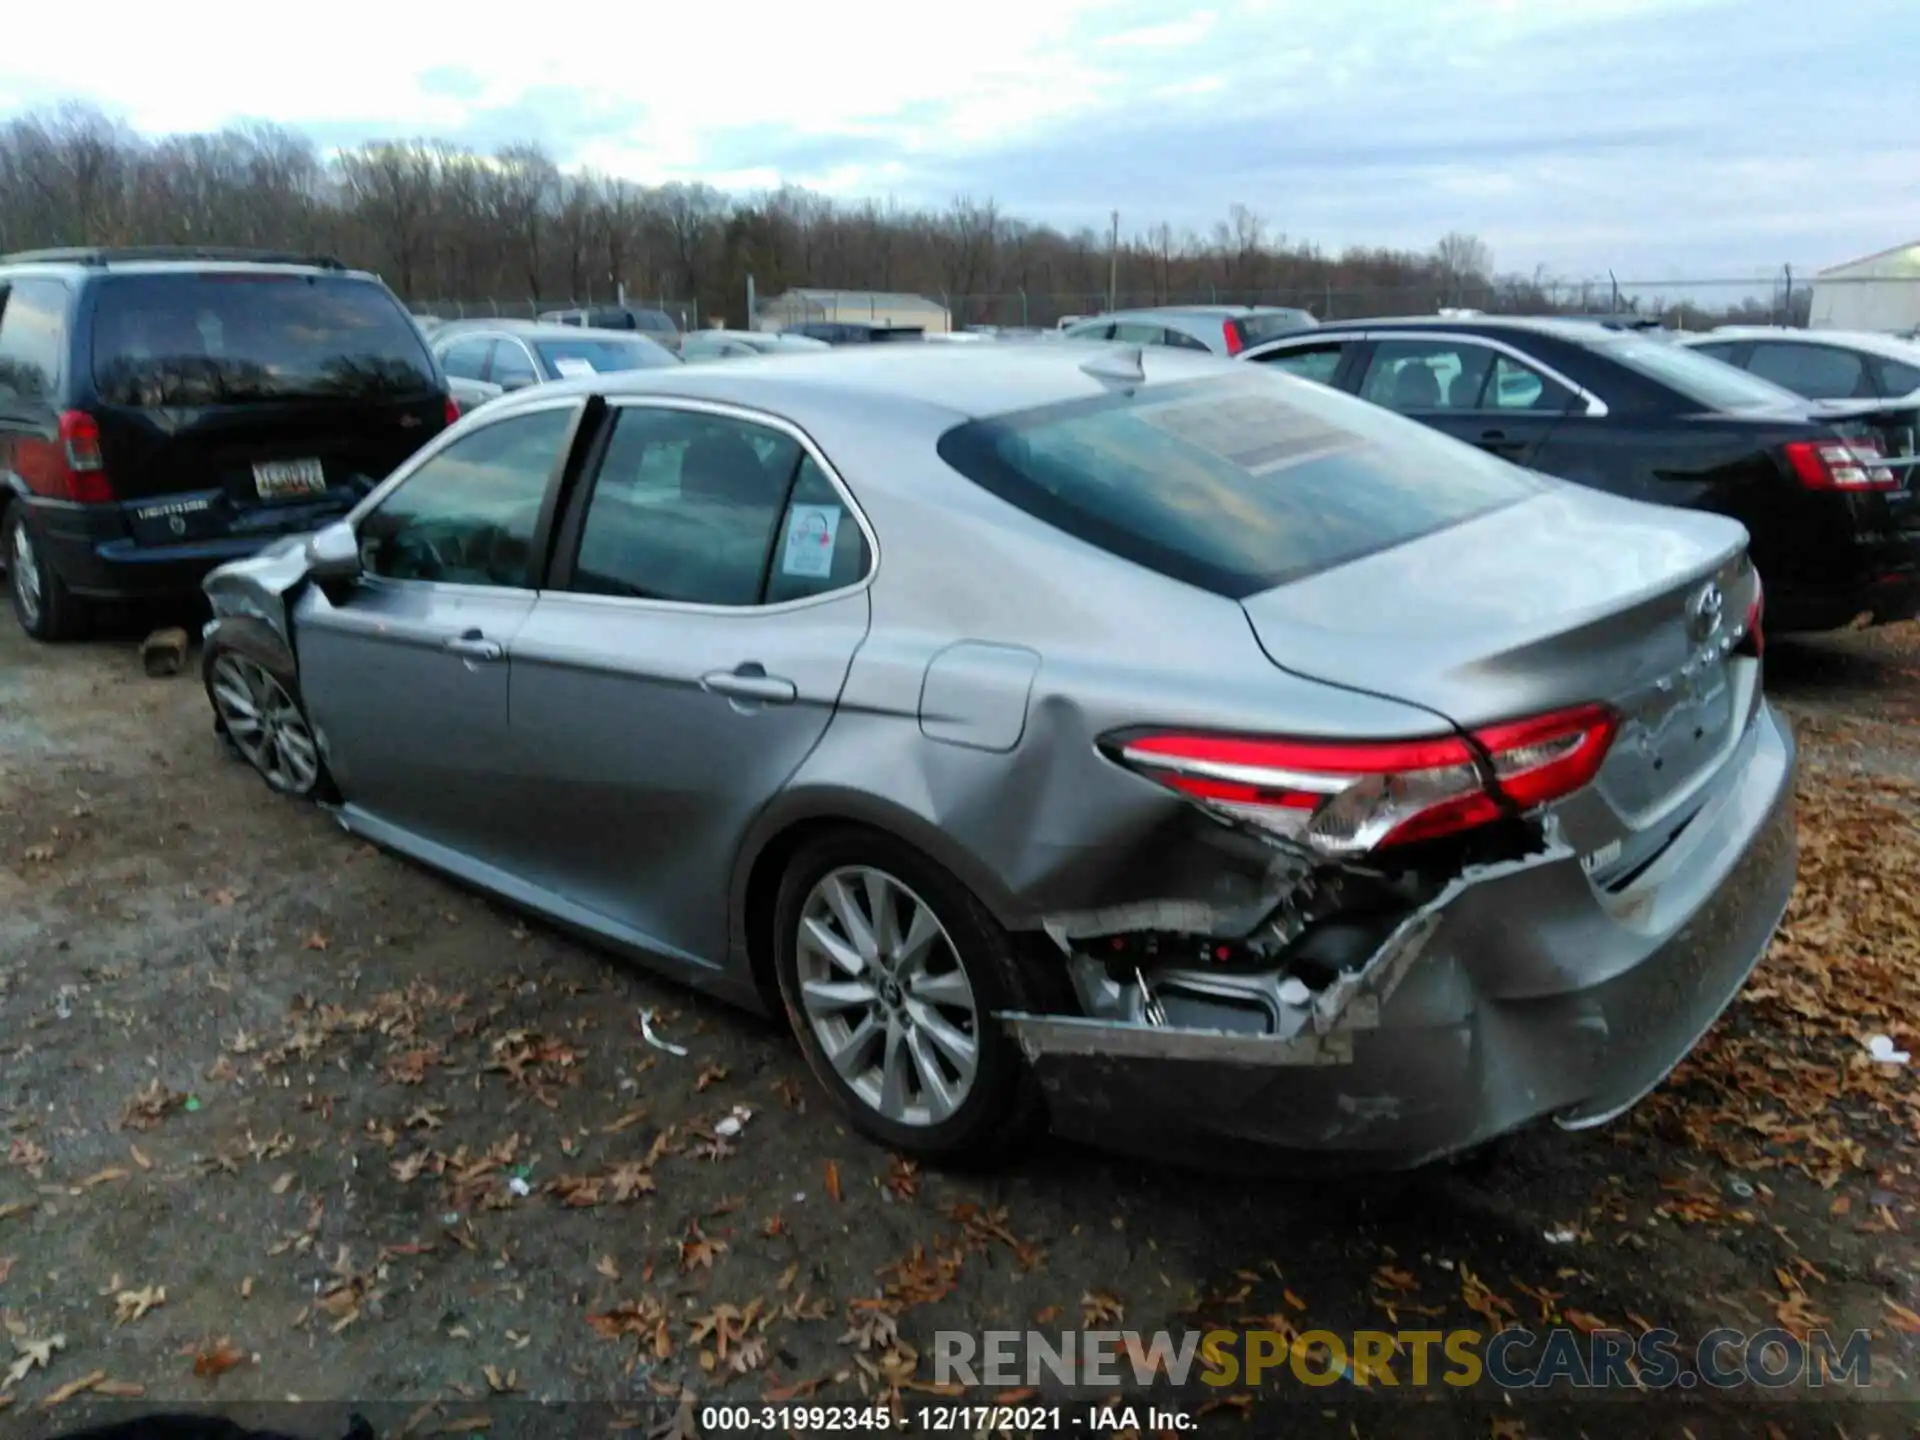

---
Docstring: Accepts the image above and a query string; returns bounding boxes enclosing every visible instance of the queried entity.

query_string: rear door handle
[443,629,504,662]
[702,666,797,705]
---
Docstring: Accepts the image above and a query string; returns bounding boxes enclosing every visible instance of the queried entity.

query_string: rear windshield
[937,372,1544,598]
[1599,335,1804,412]
[91,273,437,407]
[1238,310,1318,345]
[533,336,679,376]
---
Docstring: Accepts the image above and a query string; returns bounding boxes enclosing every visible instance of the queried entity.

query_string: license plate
[253,458,326,499]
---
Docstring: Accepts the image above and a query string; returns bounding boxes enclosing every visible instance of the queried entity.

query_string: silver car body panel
[201,345,1797,1165]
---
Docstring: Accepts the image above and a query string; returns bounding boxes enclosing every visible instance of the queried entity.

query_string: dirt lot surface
[4,613,1920,1439]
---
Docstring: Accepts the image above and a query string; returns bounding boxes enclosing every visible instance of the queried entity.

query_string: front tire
[7,505,89,641]
[773,829,1045,1166]
[203,644,334,801]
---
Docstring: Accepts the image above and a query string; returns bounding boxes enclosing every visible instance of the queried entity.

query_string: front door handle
[444,629,504,662]
[701,664,797,705]
[1479,428,1525,452]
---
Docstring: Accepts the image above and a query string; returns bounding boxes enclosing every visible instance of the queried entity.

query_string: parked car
[1060,305,1318,355]
[1243,316,1920,633]
[1673,328,1920,467]
[539,305,682,351]
[430,321,679,393]
[0,245,456,642]
[199,345,1794,1169]
[678,329,832,362]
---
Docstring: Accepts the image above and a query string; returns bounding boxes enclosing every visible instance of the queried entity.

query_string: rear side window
[91,273,438,408]
[937,373,1543,599]
[1877,355,1920,396]
[1238,310,1317,345]
[0,278,69,404]
[1253,343,1347,384]
[1599,336,1801,412]
[1745,342,1870,400]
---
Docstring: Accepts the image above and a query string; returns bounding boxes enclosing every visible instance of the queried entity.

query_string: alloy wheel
[9,518,42,630]
[794,865,981,1127]
[208,653,321,795]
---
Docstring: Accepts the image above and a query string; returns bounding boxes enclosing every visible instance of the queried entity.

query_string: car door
[293,398,587,855]
[486,337,542,391]
[1353,335,1577,465]
[506,400,875,965]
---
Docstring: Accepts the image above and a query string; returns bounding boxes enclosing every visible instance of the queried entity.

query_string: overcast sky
[3,0,1914,282]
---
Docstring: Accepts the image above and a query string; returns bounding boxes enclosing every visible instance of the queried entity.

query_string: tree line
[0,102,1800,329]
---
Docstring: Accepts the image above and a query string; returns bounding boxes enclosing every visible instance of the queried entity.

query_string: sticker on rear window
[781,504,841,578]
[551,357,596,378]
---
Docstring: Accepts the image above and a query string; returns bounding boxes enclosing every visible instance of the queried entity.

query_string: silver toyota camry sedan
[199,343,1796,1169]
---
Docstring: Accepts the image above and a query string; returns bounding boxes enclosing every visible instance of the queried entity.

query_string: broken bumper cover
[1003,702,1797,1169]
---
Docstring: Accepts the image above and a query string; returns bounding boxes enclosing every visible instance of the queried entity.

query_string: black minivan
[0,247,456,640]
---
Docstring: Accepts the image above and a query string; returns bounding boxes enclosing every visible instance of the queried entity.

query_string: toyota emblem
[1687,581,1724,643]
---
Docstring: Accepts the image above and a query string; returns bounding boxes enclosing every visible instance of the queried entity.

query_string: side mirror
[306,520,362,582]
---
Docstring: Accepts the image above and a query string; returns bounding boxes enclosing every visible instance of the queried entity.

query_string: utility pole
[1107,210,1119,314]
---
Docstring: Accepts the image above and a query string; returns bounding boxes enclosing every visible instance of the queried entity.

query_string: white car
[1675,327,1920,406]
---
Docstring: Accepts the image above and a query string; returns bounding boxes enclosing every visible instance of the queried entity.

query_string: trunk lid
[93,396,442,548]
[1239,485,1756,826]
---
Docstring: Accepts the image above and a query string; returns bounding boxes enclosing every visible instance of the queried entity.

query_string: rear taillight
[1783,438,1898,491]
[1111,703,1617,856]
[53,411,113,503]
[1222,320,1246,356]
[444,395,461,426]
[1740,574,1765,659]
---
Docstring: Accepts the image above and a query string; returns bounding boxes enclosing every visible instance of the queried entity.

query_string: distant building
[1811,242,1920,333]
[756,288,952,334]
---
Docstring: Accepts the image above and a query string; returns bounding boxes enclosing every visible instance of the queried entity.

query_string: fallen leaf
[483,1364,519,1394]
[38,1369,105,1408]
[129,1145,152,1171]
[0,1201,34,1223]
[696,1063,730,1092]
[303,932,330,951]
[596,1255,622,1281]
[191,1338,246,1379]
[240,1277,253,1300]
[1081,1290,1125,1326]
[75,1167,129,1191]
[270,1172,295,1195]
[93,1380,145,1398]
[825,1159,842,1203]
[5,1333,66,1388]
[114,1285,167,1325]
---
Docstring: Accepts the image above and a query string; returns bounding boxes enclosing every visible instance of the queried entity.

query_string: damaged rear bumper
[1001,702,1797,1170]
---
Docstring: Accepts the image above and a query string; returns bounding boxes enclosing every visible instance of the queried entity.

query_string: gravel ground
[3,612,1920,1439]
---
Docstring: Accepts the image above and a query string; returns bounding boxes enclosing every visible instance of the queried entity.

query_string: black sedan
[1243,317,1920,634]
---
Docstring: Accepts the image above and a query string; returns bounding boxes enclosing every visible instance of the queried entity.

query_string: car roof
[1088,304,1308,323]
[0,256,377,282]
[1275,314,1628,343]
[475,339,1233,427]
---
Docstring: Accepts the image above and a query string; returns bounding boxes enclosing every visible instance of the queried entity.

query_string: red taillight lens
[444,395,461,426]
[1783,438,1898,491]
[1112,703,1617,855]
[1222,320,1246,356]
[56,411,114,503]
[1740,574,1765,659]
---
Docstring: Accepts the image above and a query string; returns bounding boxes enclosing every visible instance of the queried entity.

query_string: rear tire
[773,828,1046,1167]
[7,505,89,642]
[203,643,335,802]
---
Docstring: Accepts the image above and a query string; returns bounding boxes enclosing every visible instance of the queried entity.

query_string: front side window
[0,278,68,404]
[572,408,803,606]
[439,338,492,380]
[489,341,539,389]
[1359,339,1496,412]
[357,406,575,587]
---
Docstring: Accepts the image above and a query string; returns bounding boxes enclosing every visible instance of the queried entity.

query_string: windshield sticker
[781,504,841,578]
[551,357,596,378]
